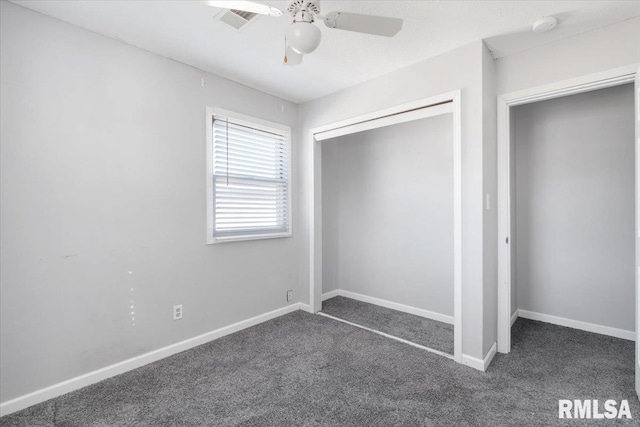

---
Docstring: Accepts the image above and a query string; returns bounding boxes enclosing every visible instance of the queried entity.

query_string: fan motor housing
[287,0,321,17]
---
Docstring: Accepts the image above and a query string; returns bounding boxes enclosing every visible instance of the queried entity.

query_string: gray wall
[513,84,635,331]
[300,41,490,360]
[321,142,341,294]
[321,115,454,316]
[496,17,640,96]
[481,43,498,354]
[0,1,299,402]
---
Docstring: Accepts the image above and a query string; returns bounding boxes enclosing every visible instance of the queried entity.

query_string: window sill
[207,232,292,245]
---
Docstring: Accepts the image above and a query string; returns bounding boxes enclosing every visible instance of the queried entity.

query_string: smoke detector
[532,16,558,33]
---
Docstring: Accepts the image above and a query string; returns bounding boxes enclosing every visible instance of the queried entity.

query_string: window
[206,108,291,243]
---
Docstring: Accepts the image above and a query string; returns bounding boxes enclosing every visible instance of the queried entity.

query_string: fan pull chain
[283,36,288,64]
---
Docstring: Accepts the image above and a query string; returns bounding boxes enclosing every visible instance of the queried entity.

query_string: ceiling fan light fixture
[286,22,321,54]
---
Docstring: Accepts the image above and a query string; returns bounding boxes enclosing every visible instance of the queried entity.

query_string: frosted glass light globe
[286,22,321,54]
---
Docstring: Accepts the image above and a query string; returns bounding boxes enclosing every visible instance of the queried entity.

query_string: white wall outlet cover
[173,304,183,320]
[286,290,293,302]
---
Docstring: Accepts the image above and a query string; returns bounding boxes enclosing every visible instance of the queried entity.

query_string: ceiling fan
[207,1,403,65]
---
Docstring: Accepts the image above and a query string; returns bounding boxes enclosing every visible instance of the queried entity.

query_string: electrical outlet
[286,290,293,302]
[173,304,183,321]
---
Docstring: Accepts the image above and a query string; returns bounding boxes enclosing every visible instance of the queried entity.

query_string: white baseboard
[0,303,303,417]
[297,302,313,313]
[484,342,497,370]
[329,289,454,325]
[321,289,339,301]
[511,310,518,326]
[461,342,496,372]
[517,309,635,341]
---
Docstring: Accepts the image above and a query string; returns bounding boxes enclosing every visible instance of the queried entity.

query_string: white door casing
[635,65,640,398]
[497,65,639,355]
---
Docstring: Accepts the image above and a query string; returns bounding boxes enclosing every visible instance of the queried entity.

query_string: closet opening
[498,80,636,354]
[308,92,463,363]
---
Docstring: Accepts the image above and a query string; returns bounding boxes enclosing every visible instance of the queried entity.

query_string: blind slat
[214,154,288,169]
[214,163,288,177]
[212,130,285,144]
[214,121,288,141]
[212,136,286,153]
[212,131,287,150]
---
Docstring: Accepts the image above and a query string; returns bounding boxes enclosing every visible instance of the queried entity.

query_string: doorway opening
[497,66,639,355]
[309,91,463,363]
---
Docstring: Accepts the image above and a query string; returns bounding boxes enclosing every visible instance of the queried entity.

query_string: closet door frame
[308,90,463,364]
[496,64,639,354]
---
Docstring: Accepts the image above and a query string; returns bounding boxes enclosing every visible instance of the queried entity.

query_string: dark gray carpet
[1,312,638,426]
[321,296,454,355]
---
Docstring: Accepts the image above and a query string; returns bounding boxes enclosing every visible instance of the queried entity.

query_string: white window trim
[206,107,292,244]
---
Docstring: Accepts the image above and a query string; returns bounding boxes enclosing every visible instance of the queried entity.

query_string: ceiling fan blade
[284,45,303,65]
[206,1,282,17]
[323,12,403,37]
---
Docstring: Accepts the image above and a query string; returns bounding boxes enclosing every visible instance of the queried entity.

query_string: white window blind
[210,112,290,242]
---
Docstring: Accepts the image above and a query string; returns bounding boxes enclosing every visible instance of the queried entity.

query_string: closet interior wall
[512,83,635,333]
[321,114,454,318]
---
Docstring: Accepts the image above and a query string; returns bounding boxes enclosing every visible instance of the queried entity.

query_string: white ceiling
[11,0,640,103]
